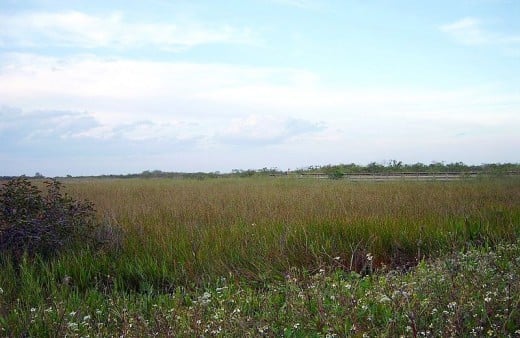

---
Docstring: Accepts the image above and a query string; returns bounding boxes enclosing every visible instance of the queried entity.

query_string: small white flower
[67,322,78,330]
[258,325,269,334]
[83,315,91,321]
[30,308,36,313]
[198,292,212,305]
[484,297,491,303]
[293,323,300,329]
[334,256,341,260]
[366,253,373,262]
[69,311,76,317]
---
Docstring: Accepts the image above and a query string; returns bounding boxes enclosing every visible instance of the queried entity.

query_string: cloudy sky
[1,0,519,176]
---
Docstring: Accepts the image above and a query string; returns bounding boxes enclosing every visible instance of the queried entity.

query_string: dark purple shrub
[0,177,98,260]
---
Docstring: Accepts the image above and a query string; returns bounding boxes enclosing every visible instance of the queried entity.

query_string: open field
[64,177,520,278]
[1,177,519,336]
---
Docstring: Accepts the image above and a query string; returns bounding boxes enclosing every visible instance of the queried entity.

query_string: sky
[1,0,519,176]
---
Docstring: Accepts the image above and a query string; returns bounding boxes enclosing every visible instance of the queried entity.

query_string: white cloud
[219,115,325,145]
[1,53,519,126]
[440,17,490,45]
[440,17,520,47]
[1,52,519,175]
[0,53,323,124]
[0,11,253,50]
[269,0,319,9]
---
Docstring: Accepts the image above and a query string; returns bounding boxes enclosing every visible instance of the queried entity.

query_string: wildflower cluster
[1,240,518,336]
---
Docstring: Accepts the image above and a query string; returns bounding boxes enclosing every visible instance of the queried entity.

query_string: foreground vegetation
[1,177,519,336]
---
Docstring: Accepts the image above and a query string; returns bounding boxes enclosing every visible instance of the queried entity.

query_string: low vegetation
[1,176,519,336]
[0,178,98,262]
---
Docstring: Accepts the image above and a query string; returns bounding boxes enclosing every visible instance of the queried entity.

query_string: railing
[284,171,520,180]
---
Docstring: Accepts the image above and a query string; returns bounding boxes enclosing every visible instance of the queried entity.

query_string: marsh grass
[1,240,519,336]
[1,177,519,336]
[63,177,520,283]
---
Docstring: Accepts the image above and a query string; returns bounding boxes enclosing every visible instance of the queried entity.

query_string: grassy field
[1,177,519,336]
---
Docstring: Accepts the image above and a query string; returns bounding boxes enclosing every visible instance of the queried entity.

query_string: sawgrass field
[1,177,519,336]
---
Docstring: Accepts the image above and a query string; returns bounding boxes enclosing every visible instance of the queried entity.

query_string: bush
[0,177,98,261]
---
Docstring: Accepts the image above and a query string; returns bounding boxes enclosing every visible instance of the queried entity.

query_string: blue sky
[1,0,519,176]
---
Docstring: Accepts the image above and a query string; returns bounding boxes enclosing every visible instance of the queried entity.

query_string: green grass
[1,177,519,336]
[1,240,519,336]
[64,177,520,283]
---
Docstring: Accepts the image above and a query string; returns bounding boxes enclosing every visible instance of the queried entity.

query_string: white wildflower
[67,322,78,330]
[199,292,212,305]
[258,325,269,334]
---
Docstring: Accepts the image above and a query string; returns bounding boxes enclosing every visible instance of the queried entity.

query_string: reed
[56,177,520,286]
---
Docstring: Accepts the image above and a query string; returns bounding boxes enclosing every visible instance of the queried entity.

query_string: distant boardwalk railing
[277,171,520,181]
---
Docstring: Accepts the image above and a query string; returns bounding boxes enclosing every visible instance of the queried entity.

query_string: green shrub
[0,177,98,261]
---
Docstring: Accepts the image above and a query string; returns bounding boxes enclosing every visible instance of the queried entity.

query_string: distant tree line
[313,161,520,175]
[1,162,519,181]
